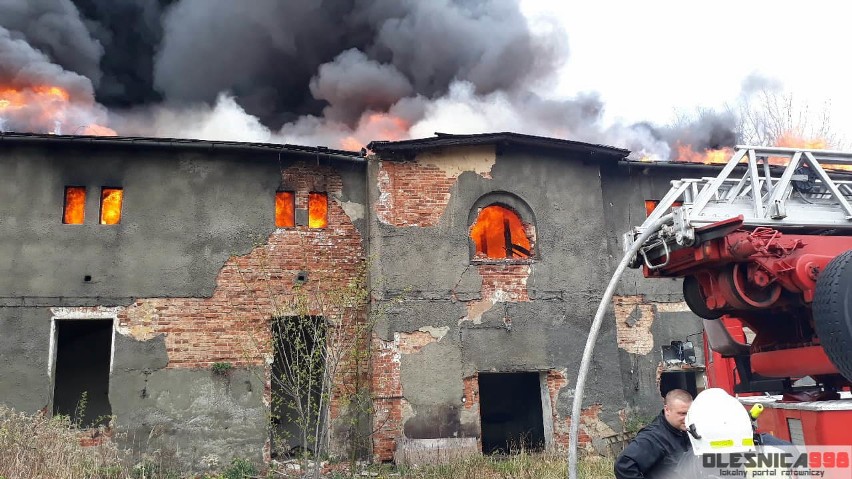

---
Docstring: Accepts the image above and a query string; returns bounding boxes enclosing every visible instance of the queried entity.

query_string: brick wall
[116,162,366,451]
[370,331,441,461]
[477,264,530,302]
[612,295,656,355]
[375,160,457,227]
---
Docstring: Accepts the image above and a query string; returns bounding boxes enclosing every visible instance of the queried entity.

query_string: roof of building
[367,132,630,160]
[0,131,365,162]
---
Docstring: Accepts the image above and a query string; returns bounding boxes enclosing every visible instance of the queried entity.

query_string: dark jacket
[614,411,691,479]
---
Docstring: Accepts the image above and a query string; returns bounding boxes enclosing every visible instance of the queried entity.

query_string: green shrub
[223,458,258,479]
[211,362,234,375]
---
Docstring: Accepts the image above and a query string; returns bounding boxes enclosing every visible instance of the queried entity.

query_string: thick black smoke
[0,0,736,159]
[150,0,560,128]
[1,0,563,129]
[73,0,169,106]
[0,0,103,86]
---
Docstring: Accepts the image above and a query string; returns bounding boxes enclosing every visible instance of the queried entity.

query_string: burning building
[0,129,713,469]
[0,0,755,471]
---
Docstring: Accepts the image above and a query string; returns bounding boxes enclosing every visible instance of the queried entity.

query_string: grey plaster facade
[0,132,708,468]
[0,135,367,470]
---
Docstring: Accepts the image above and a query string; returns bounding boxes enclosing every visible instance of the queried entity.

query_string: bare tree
[735,88,845,149]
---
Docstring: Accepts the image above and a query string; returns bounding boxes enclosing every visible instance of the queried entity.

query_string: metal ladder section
[625,145,852,254]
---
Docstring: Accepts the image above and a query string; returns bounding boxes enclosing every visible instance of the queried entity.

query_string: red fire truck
[625,145,852,444]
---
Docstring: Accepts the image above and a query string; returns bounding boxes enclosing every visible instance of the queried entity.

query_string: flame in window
[309,192,328,228]
[63,186,85,224]
[100,188,123,225]
[470,205,531,258]
[275,191,295,227]
[645,200,683,217]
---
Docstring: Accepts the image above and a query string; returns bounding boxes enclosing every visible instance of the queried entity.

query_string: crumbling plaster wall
[368,145,627,460]
[0,143,368,470]
[599,162,709,416]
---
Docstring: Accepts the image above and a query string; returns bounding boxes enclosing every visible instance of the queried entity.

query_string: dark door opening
[478,372,545,454]
[52,320,113,427]
[659,371,698,399]
[270,315,326,458]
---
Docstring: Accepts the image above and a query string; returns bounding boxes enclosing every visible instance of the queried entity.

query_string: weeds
[337,451,615,479]
[211,362,234,375]
[0,403,615,479]
[0,404,126,479]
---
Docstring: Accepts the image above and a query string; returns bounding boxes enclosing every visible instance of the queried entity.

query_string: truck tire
[813,250,852,382]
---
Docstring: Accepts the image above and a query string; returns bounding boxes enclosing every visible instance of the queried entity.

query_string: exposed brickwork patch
[375,161,457,227]
[371,331,442,461]
[612,295,656,355]
[460,264,530,324]
[109,163,365,456]
[117,163,363,368]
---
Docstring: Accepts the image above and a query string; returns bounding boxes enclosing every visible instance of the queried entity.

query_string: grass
[0,405,126,479]
[345,451,614,479]
[0,404,614,479]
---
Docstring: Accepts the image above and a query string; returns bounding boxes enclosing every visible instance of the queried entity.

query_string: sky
[522,0,852,129]
[4,0,850,154]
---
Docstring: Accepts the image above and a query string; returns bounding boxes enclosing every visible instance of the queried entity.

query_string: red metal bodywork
[645,224,852,383]
[748,404,852,444]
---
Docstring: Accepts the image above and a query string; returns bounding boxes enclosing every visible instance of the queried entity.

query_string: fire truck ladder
[625,145,852,267]
[569,145,852,479]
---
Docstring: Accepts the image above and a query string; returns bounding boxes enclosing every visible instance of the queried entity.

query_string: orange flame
[769,132,852,171]
[672,134,852,172]
[63,186,86,224]
[470,205,531,259]
[675,143,734,165]
[775,132,827,150]
[308,192,328,228]
[0,84,116,136]
[100,188,123,225]
[340,137,363,151]
[275,191,295,227]
[340,112,410,150]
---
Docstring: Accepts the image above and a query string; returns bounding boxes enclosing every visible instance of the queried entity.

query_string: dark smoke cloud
[310,48,414,124]
[0,25,93,98]
[0,0,103,86]
[362,0,555,96]
[149,0,559,128]
[0,0,738,159]
[72,0,169,106]
[662,111,739,152]
[0,25,107,133]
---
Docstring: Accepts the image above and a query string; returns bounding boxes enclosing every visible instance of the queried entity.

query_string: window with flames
[274,191,328,228]
[470,204,532,259]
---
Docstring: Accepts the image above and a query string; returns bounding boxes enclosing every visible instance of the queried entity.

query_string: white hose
[568,214,673,479]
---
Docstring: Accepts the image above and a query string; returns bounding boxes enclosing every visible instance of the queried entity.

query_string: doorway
[52,320,113,427]
[478,372,546,454]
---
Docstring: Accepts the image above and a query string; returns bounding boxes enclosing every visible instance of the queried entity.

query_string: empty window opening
[470,205,531,259]
[276,191,295,227]
[52,320,112,427]
[270,315,327,458]
[308,192,328,228]
[100,187,123,225]
[478,372,545,454]
[63,186,86,224]
[659,371,698,399]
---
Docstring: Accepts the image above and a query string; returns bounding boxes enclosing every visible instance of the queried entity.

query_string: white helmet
[684,388,756,455]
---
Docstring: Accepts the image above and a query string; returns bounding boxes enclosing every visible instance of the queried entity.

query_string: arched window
[470,204,532,259]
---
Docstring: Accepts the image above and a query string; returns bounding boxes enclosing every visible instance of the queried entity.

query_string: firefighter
[671,388,794,478]
[614,389,693,479]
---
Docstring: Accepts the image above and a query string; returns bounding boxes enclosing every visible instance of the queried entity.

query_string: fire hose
[568,213,673,479]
